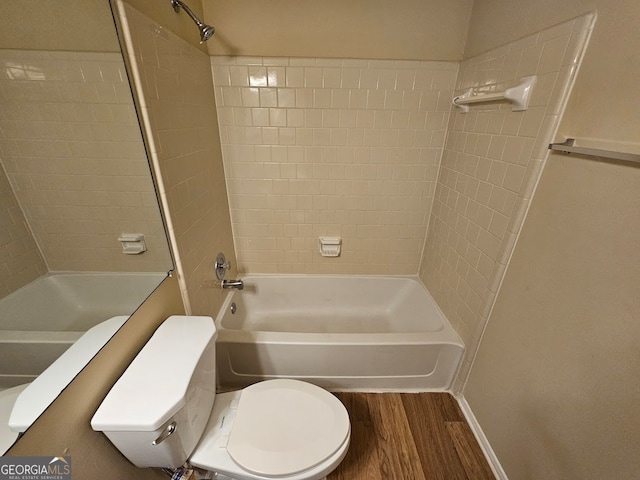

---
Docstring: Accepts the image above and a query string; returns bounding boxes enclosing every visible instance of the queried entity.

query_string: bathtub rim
[4,269,169,294]
[0,270,169,331]
[0,330,83,347]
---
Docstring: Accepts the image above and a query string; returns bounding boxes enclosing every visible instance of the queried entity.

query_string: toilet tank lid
[9,316,129,433]
[91,316,216,432]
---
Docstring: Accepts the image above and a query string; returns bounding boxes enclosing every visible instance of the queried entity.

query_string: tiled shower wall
[0,50,170,296]
[212,57,458,274]
[419,14,596,389]
[0,164,46,297]
[119,3,237,316]
[107,4,592,394]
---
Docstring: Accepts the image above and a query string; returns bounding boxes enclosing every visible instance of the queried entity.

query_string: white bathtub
[0,272,166,389]
[215,275,464,391]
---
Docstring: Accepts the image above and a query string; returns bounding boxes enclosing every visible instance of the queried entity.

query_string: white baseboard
[455,395,509,480]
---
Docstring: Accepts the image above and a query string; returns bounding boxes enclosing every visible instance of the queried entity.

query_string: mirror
[0,0,173,451]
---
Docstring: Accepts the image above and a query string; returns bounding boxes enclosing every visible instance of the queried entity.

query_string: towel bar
[453,76,537,113]
[548,139,640,164]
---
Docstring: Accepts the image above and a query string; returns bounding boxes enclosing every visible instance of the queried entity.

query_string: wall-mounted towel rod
[453,76,537,113]
[549,138,640,164]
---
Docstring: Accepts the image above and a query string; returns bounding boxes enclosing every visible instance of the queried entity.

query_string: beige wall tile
[419,14,595,389]
[120,4,236,317]
[0,165,46,297]
[213,56,458,274]
[0,49,170,280]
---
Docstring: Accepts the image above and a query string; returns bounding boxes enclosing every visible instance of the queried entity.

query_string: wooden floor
[327,392,495,480]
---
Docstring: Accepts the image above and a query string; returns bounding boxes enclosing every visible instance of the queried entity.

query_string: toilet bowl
[91,316,350,480]
[190,380,350,480]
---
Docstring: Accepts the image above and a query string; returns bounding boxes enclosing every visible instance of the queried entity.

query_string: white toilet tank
[91,316,217,468]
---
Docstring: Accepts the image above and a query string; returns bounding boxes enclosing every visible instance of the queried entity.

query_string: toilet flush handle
[152,421,177,446]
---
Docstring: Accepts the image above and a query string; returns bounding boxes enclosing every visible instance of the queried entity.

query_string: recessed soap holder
[319,237,341,257]
[118,233,146,255]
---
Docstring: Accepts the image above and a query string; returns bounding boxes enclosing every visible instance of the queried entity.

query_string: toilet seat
[229,379,350,476]
[190,379,350,480]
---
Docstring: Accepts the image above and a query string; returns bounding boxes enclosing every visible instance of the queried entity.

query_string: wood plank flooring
[327,392,495,480]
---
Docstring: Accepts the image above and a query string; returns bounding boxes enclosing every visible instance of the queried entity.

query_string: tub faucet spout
[221,279,244,290]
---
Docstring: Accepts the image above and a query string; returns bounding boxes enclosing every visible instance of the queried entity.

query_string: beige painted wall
[0,0,120,52]
[465,0,595,58]
[7,276,185,479]
[203,0,473,61]
[464,0,640,478]
[465,0,640,144]
[465,154,640,479]
[122,0,208,54]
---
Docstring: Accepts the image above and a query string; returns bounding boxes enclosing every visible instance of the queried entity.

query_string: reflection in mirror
[0,0,173,452]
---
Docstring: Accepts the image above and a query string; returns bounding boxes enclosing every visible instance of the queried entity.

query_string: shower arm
[171,0,204,27]
[171,0,204,28]
[170,0,215,43]
[171,0,216,43]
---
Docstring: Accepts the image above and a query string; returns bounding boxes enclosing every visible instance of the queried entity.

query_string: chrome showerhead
[199,24,216,43]
[171,0,215,44]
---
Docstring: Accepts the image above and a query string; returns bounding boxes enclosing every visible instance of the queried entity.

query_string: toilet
[91,316,351,480]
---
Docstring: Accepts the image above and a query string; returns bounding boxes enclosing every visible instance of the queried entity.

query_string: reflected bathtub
[215,275,464,391]
[0,272,166,388]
